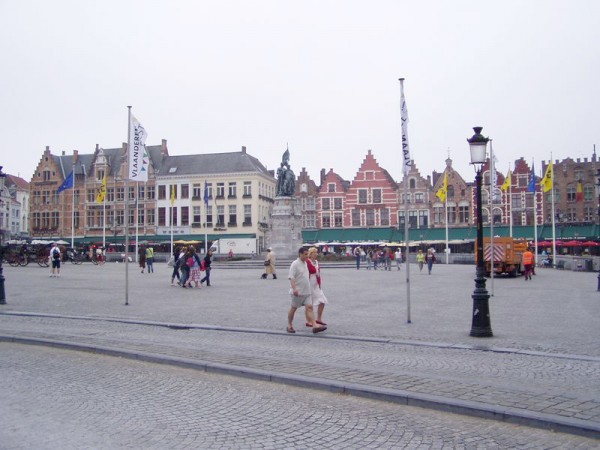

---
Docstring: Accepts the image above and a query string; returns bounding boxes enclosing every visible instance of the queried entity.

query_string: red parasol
[582,241,600,247]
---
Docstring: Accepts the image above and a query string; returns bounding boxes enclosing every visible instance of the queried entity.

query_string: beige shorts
[290,293,312,309]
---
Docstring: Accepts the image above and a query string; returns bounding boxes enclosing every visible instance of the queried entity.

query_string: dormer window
[169,167,177,173]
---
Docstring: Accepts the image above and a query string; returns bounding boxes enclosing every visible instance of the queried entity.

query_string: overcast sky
[2,0,599,184]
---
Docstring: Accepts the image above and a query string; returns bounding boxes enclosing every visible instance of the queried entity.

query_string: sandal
[316,320,327,326]
[305,323,312,327]
[286,326,296,334]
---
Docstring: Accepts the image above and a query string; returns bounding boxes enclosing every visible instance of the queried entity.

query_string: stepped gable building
[154,146,276,250]
[432,157,471,228]
[541,152,598,226]
[506,157,541,226]
[295,167,319,230]
[399,160,433,229]
[29,141,166,241]
[317,168,349,228]
[344,150,397,228]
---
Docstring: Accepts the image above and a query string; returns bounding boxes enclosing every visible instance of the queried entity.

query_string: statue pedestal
[268,196,303,259]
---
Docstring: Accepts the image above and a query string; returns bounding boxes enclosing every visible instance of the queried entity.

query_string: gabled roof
[157,151,270,177]
[5,174,29,190]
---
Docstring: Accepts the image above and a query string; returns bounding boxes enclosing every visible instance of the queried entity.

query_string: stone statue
[276,148,296,197]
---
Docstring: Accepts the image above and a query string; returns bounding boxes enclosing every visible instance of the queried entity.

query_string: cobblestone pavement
[0,262,599,441]
[1,343,598,450]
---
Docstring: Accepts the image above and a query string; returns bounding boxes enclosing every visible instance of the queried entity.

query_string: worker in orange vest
[523,247,535,281]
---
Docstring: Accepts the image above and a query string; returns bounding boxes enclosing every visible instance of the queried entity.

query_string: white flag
[399,79,412,175]
[128,114,149,181]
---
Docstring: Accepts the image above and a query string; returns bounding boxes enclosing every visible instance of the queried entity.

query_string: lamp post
[467,127,492,337]
[0,165,7,304]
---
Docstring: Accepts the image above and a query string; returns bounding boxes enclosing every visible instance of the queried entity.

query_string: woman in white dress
[306,246,328,326]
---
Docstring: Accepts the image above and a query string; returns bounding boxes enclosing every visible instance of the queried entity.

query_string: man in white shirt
[287,247,326,334]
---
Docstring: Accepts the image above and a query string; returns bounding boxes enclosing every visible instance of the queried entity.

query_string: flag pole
[444,191,448,264]
[135,181,139,263]
[170,185,174,255]
[71,159,75,249]
[550,155,556,264]
[399,78,411,324]
[125,106,131,306]
[508,165,513,238]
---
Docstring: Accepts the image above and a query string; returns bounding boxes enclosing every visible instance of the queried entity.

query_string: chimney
[73,150,79,163]
[62,151,66,156]
[320,168,326,185]
[242,146,246,154]
[162,139,169,156]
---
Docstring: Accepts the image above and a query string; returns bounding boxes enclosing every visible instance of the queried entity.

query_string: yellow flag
[170,184,175,206]
[501,170,512,192]
[96,173,107,204]
[541,162,553,193]
[436,172,448,202]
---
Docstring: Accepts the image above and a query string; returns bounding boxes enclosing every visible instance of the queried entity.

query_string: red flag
[576,181,583,202]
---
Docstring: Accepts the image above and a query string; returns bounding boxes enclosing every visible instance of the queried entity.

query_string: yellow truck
[477,237,528,277]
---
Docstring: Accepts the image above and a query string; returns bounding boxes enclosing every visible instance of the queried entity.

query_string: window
[147,208,155,225]
[448,206,456,224]
[419,210,428,227]
[584,184,594,202]
[206,205,213,227]
[43,170,51,181]
[328,183,335,193]
[414,193,424,203]
[181,184,189,199]
[107,188,114,202]
[322,198,331,210]
[334,198,342,210]
[409,178,416,189]
[334,212,343,227]
[206,183,213,200]
[512,193,522,209]
[216,183,225,198]
[228,182,237,198]
[51,211,59,229]
[372,189,382,203]
[97,169,105,181]
[116,187,124,201]
[74,189,81,204]
[546,188,560,203]
[193,206,201,225]
[181,206,189,226]
[87,189,95,203]
[158,208,166,226]
[433,206,443,224]
[158,185,166,200]
[138,208,145,225]
[128,207,135,225]
[458,206,469,224]
[87,210,94,228]
[243,204,252,225]
[584,207,594,221]
[243,181,252,197]
[192,183,201,199]
[352,209,360,226]
[228,205,237,226]
[146,186,155,200]
[217,205,225,225]
[567,207,576,221]
[447,185,455,198]
[170,207,178,226]
[116,210,124,226]
[129,186,135,201]
[74,211,80,229]
[380,208,389,226]
[358,189,367,204]
[304,212,317,228]
[33,191,41,205]
[366,209,375,226]
[306,197,315,210]
[408,210,418,228]
[322,215,331,228]
[169,185,177,201]
[138,185,145,200]
[567,185,577,202]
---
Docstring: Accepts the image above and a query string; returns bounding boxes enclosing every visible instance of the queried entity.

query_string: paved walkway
[0,261,599,440]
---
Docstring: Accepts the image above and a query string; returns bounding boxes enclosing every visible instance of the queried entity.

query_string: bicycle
[65,250,84,265]
[8,253,29,267]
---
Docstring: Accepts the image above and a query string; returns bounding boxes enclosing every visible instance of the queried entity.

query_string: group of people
[138,245,155,273]
[353,246,404,271]
[286,246,329,335]
[169,246,213,288]
[416,249,437,274]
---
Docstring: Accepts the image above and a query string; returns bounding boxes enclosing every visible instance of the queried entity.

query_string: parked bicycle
[65,249,84,265]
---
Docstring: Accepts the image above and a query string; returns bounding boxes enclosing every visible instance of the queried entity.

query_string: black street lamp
[0,165,7,305]
[467,127,492,337]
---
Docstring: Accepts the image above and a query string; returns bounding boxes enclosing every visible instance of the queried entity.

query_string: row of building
[0,140,598,250]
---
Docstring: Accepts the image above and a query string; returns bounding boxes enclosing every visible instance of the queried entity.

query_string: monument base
[268,196,303,259]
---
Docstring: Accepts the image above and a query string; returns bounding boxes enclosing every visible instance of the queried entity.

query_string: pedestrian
[49,242,61,277]
[373,250,379,270]
[184,246,202,288]
[261,247,277,279]
[417,249,425,272]
[365,249,373,270]
[354,246,361,270]
[395,248,402,271]
[200,249,213,286]
[170,246,181,286]
[179,248,191,288]
[306,247,329,327]
[286,246,326,334]
[426,248,436,274]
[523,247,535,281]
[384,246,392,271]
[138,245,146,273]
[145,246,155,273]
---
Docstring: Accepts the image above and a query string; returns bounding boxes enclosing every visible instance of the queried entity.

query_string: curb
[1,334,598,439]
